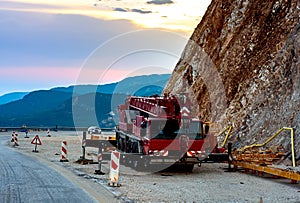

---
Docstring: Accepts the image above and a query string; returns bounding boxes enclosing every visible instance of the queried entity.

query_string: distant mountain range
[0,74,170,128]
[0,92,29,105]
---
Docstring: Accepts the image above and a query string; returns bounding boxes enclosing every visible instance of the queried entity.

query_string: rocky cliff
[164,0,300,156]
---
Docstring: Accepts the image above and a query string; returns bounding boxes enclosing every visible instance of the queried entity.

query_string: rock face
[164,0,300,155]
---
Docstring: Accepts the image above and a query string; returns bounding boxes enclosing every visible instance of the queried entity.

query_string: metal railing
[239,127,296,167]
[217,125,233,148]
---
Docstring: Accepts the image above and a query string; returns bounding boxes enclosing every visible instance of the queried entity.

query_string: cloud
[131,9,152,14]
[146,0,174,5]
[0,10,141,68]
[114,7,128,12]
[114,7,152,14]
[0,0,67,10]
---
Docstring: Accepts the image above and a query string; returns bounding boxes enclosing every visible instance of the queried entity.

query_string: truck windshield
[149,119,203,140]
[150,119,179,139]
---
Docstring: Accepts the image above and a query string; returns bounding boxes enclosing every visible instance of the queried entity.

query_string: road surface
[0,135,108,203]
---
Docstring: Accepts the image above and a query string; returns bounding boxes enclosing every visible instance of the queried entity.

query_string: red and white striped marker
[47,129,51,137]
[60,140,69,162]
[13,133,19,147]
[11,131,15,142]
[82,139,86,147]
[181,106,190,117]
[108,150,120,186]
[98,153,103,162]
[95,148,105,175]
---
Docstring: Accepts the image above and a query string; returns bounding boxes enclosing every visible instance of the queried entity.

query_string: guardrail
[238,127,296,167]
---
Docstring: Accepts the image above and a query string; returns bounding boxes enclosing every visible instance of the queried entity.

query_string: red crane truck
[115,94,228,172]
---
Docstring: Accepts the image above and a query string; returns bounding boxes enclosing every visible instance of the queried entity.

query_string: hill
[51,74,170,96]
[0,92,29,105]
[0,74,170,127]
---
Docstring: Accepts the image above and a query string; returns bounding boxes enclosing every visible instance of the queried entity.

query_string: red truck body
[115,95,227,171]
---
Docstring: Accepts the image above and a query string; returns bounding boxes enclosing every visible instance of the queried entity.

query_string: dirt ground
[5,131,300,203]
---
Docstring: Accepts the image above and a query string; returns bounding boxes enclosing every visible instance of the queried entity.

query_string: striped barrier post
[81,131,86,160]
[47,129,51,137]
[95,147,105,175]
[108,150,121,187]
[13,133,19,147]
[11,131,15,142]
[81,138,86,159]
[76,132,93,164]
[60,140,69,162]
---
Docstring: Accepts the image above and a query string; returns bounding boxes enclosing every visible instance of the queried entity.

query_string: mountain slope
[104,74,170,95]
[164,0,300,153]
[50,74,170,96]
[0,93,125,127]
[51,83,117,95]
[0,90,72,117]
[0,92,29,105]
[0,74,170,127]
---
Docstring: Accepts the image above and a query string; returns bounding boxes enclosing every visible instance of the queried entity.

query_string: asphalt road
[0,136,97,203]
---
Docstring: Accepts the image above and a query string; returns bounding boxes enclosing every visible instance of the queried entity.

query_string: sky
[0,0,211,96]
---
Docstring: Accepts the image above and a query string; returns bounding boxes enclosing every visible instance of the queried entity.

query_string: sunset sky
[0,0,211,96]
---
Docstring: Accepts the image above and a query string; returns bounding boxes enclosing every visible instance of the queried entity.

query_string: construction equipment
[235,127,296,167]
[226,127,299,183]
[217,125,233,148]
[114,94,228,171]
[77,129,116,165]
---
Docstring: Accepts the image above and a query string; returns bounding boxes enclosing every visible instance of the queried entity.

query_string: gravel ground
[3,131,300,203]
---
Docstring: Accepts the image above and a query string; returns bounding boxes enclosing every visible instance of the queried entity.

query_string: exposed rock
[164,0,300,156]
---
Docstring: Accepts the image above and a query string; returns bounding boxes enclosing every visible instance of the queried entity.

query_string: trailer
[112,94,228,171]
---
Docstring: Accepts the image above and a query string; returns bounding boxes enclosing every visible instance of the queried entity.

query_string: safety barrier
[13,132,19,147]
[232,127,298,183]
[60,140,69,162]
[94,148,105,175]
[108,150,121,187]
[237,127,296,167]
